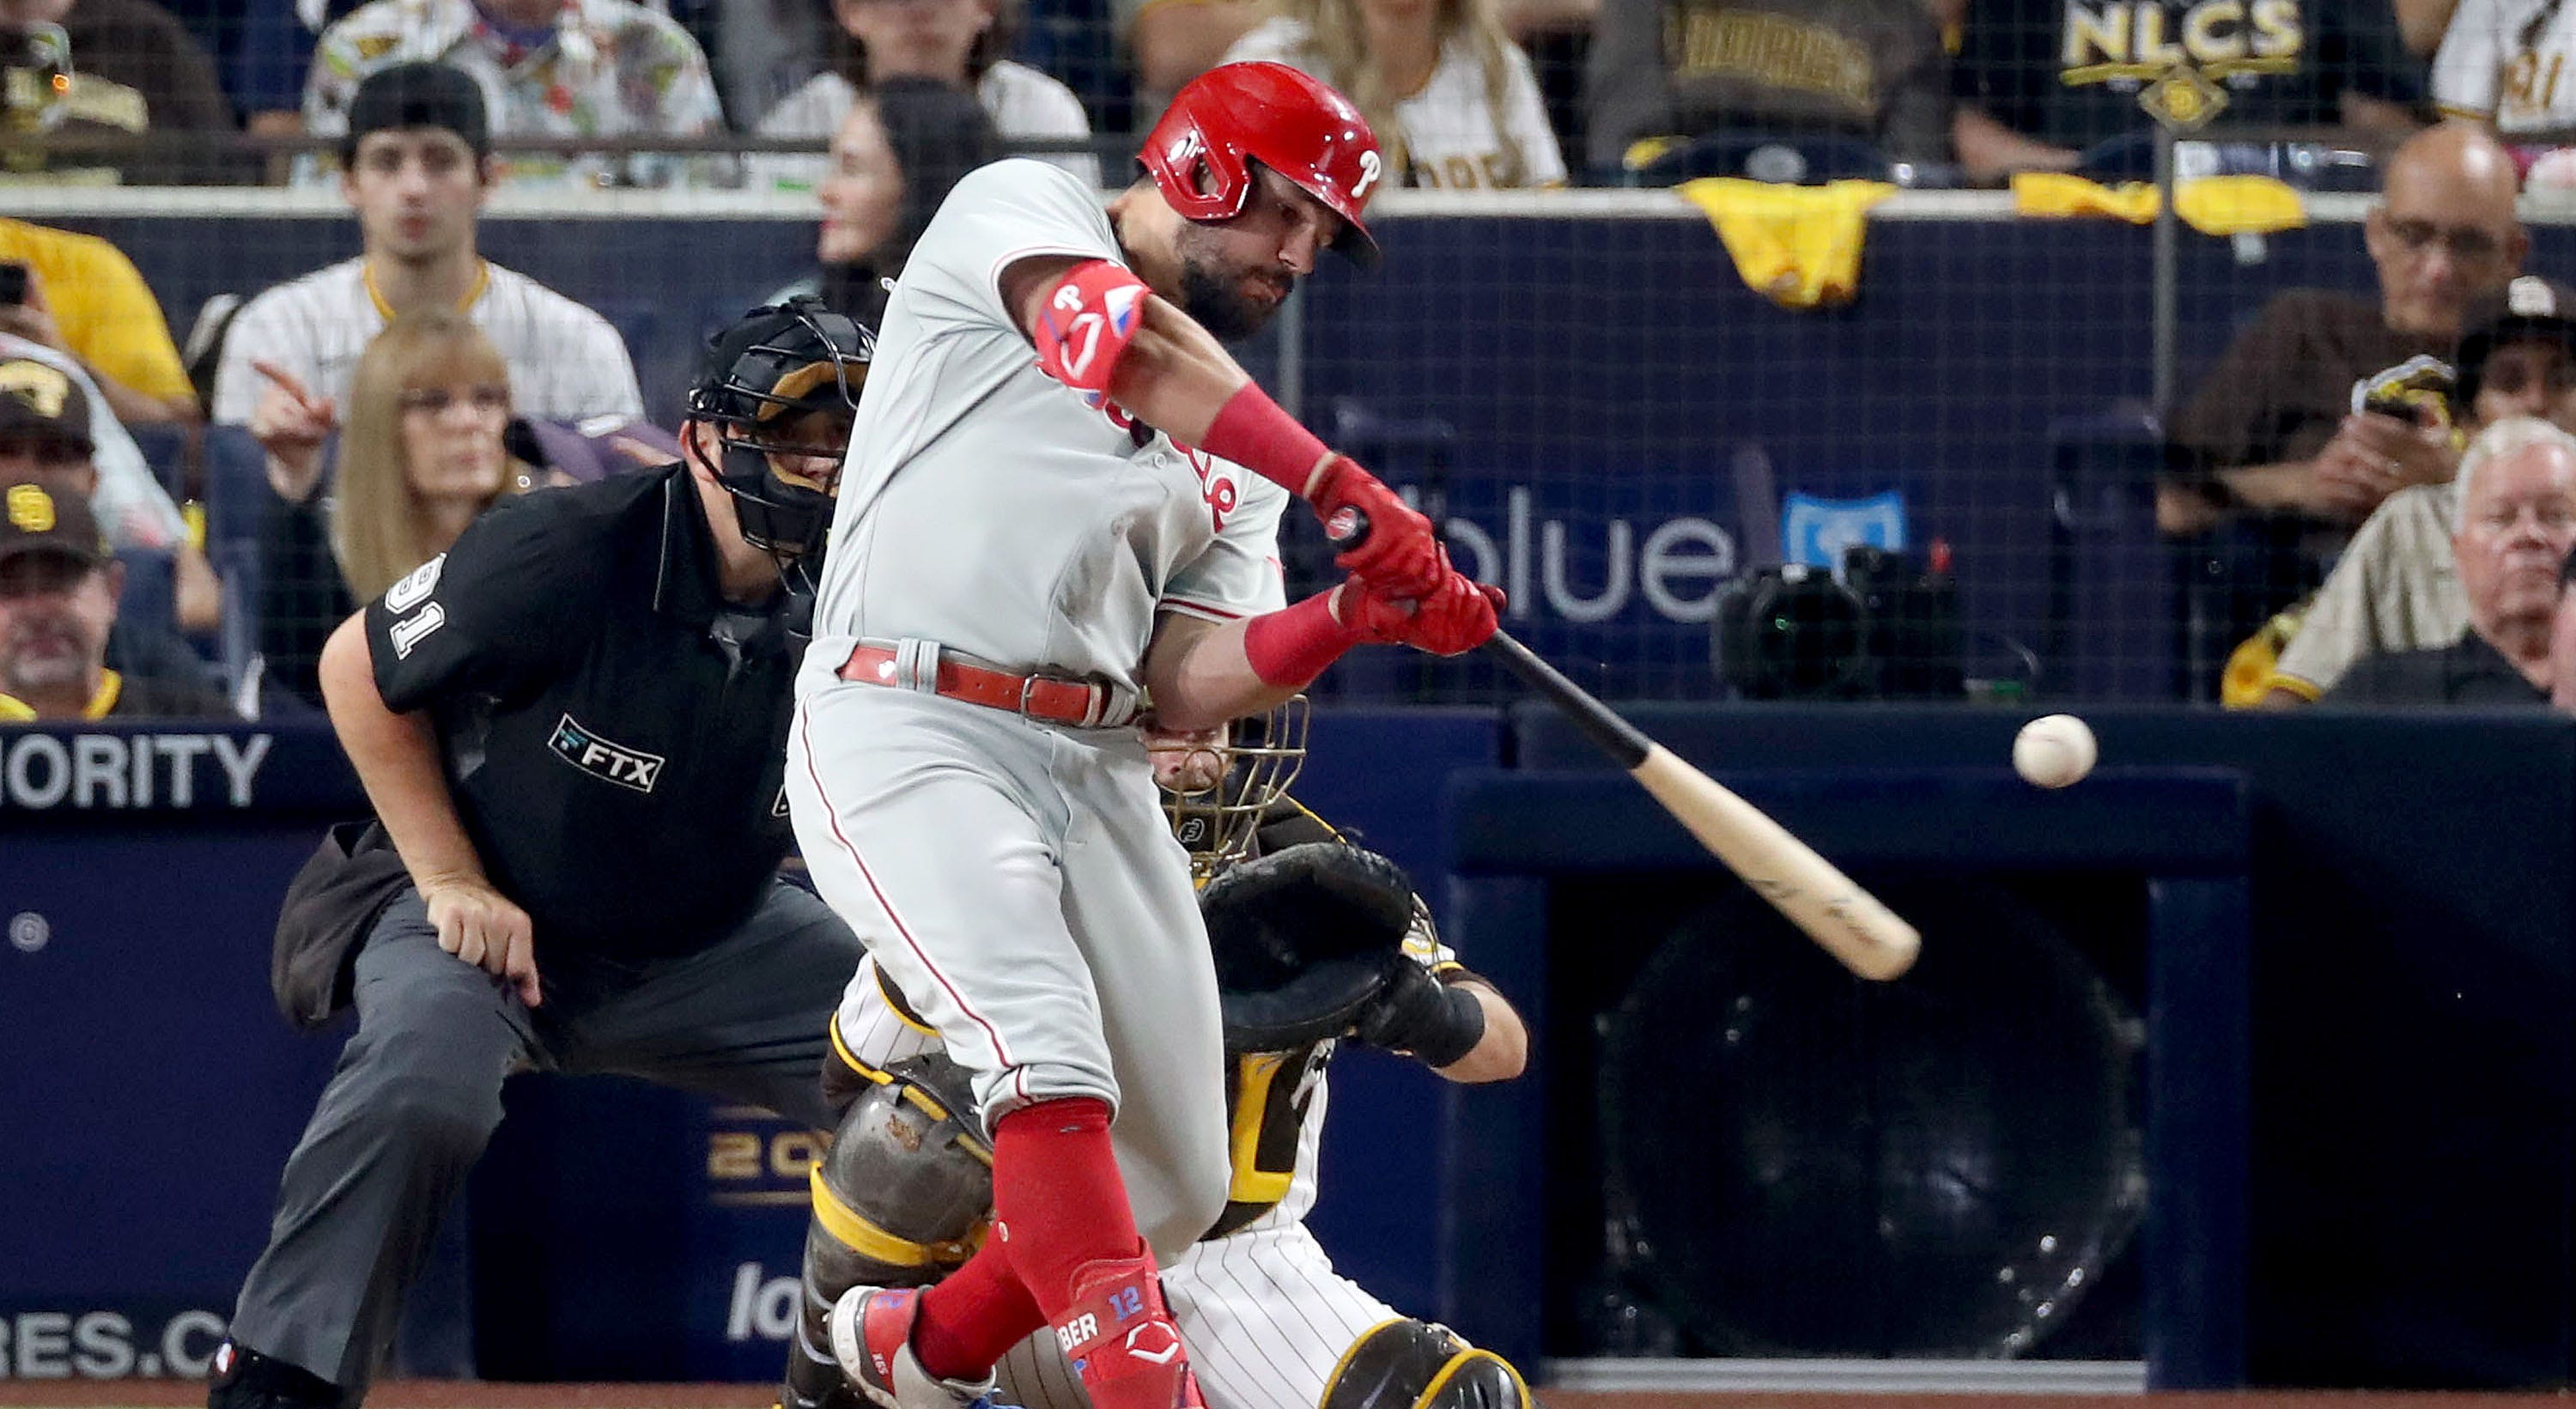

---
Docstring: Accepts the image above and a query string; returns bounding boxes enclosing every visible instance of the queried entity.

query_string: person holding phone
[0,217,200,425]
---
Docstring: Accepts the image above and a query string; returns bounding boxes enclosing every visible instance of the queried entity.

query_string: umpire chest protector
[362,465,806,957]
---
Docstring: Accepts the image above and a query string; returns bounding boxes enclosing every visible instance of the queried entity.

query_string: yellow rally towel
[2221,598,2309,709]
[1678,177,1896,310]
[2011,172,2160,223]
[2174,174,2306,235]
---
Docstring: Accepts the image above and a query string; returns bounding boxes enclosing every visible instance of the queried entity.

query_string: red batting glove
[1341,570,1504,656]
[1309,455,1444,598]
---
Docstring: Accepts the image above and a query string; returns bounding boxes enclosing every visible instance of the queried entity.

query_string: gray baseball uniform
[786,157,1290,1260]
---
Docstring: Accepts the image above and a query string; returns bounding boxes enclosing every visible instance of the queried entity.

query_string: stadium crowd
[10,0,2576,719]
[0,0,2523,191]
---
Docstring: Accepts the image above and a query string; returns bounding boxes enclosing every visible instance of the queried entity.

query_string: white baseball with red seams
[786,157,1289,1261]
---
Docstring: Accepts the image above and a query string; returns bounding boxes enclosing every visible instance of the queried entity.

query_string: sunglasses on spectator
[2383,217,2507,263]
[399,385,510,415]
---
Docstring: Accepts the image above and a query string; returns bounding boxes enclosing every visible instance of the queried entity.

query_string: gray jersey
[809,159,1289,690]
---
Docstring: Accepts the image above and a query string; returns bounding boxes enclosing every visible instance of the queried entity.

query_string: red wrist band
[1199,382,1332,495]
[1242,587,1362,688]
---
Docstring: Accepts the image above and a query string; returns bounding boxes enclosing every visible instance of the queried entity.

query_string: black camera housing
[1712,548,1962,701]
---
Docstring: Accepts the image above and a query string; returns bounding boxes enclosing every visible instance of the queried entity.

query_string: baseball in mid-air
[2013,714,2097,789]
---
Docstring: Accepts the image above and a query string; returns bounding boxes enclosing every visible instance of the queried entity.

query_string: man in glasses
[2160,121,2530,697]
[2265,276,2576,704]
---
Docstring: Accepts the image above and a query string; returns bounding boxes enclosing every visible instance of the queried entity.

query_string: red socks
[908,1096,1143,1382]
[912,1244,1045,1382]
[990,1097,1136,1311]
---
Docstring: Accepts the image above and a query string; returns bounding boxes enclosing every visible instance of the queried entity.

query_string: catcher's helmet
[1140,62,1383,267]
[686,296,873,556]
[1155,696,1311,880]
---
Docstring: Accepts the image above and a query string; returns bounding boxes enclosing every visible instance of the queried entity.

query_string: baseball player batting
[781,711,1535,1409]
[785,59,1503,1409]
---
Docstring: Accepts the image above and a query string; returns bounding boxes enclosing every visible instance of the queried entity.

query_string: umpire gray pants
[226,879,860,1400]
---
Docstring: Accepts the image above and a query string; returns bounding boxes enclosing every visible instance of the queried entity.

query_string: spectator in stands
[2552,543,2576,709]
[2266,275,2576,703]
[0,0,244,185]
[258,311,532,708]
[2403,0,2461,56]
[0,218,198,426]
[2162,121,2524,674]
[0,482,234,720]
[2431,0,2576,137]
[214,64,642,510]
[2325,416,2576,703]
[0,352,222,634]
[296,0,723,187]
[1947,0,2424,179]
[755,0,1097,185]
[1123,0,1588,112]
[769,80,1001,324]
[1584,0,1951,175]
[1223,0,1565,187]
[1123,0,1267,109]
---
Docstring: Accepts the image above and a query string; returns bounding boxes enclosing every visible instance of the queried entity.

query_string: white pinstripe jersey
[2433,0,2576,131]
[806,159,1290,691]
[210,257,645,427]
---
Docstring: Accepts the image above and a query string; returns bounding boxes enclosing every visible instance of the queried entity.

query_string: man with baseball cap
[0,482,233,720]
[0,353,237,653]
[212,62,643,511]
[2266,274,2576,704]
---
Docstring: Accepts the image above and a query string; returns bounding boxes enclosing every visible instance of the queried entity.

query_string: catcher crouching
[787,702,1533,1409]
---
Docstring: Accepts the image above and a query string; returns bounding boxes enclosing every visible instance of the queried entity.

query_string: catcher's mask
[1154,696,1310,878]
[685,295,873,558]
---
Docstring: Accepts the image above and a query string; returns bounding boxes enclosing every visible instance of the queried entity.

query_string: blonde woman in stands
[256,311,533,708]
[1219,0,1564,188]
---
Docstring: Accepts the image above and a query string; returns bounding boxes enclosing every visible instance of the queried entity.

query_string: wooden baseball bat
[1324,506,1920,980]
[1477,629,1919,981]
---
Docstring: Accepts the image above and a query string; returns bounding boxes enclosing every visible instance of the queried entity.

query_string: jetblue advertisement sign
[1378,465,1920,695]
[1423,478,1741,627]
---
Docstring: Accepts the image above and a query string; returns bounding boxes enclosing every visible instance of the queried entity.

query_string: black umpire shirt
[361,464,805,957]
[2323,631,2552,708]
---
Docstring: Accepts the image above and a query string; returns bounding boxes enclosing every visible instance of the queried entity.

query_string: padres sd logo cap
[0,481,107,565]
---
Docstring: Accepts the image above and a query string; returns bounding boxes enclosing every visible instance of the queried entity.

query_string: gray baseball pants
[225,880,860,1399]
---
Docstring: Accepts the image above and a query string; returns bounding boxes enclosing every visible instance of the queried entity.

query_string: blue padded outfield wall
[9,708,2576,1389]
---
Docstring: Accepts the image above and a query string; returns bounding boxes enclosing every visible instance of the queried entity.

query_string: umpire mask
[686,296,874,558]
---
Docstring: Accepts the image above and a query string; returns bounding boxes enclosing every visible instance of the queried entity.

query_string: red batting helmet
[1140,62,1384,266]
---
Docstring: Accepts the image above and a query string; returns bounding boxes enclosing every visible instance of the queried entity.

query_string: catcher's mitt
[1203,841,1417,1053]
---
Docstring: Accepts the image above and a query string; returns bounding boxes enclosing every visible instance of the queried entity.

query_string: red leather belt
[839,642,1127,727]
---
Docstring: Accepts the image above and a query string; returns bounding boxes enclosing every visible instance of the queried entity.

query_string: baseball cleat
[827,1286,1008,1409]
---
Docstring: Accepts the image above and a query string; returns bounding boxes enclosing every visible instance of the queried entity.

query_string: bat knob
[1324,505,1370,549]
